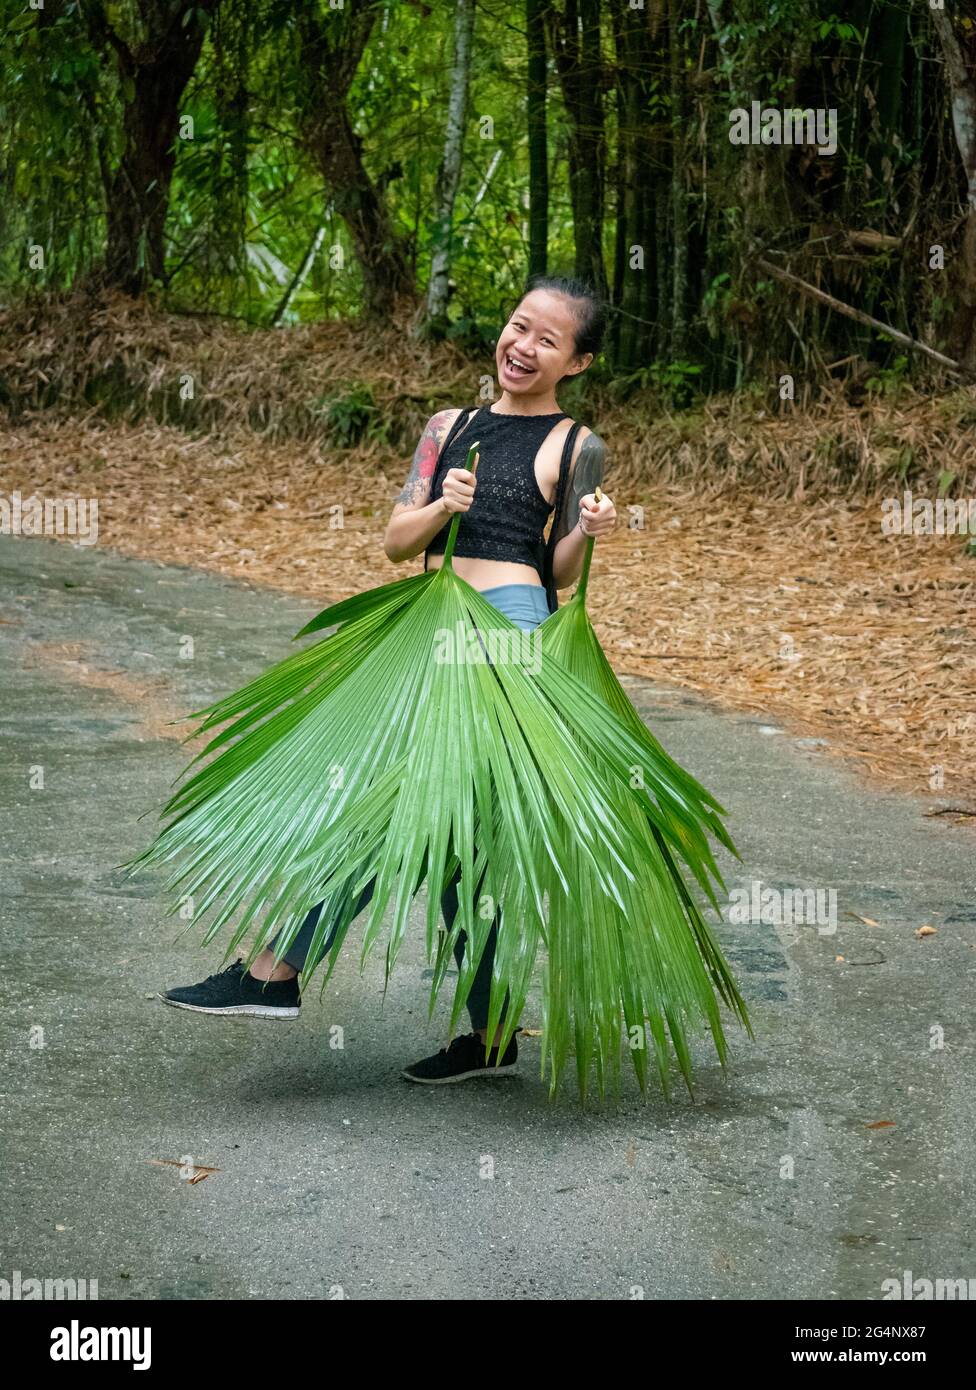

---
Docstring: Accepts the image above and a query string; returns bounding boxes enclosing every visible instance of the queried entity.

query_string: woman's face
[495,289,592,398]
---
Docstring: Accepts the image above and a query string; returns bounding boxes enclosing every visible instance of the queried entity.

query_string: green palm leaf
[124,453,749,1099]
[520,505,752,1098]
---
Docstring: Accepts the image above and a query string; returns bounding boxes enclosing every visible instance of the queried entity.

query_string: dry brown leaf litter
[4,288,976,498]
[2,416,973,805]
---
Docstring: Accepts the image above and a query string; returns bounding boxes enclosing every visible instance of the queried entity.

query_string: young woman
[162,275,618,1084]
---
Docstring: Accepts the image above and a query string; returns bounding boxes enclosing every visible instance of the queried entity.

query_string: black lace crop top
[425,405,574,577]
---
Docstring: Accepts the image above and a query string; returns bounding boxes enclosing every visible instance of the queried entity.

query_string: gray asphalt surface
[1,533,973,1300]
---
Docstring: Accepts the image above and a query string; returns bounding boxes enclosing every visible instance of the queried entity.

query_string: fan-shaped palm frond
[124,455,749,1099]
[519,506,751,1097]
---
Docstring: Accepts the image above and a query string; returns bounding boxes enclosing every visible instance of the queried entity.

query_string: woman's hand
[440,463,479,515]
[578,491,617,538]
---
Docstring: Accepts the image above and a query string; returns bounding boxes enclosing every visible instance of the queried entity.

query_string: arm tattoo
[394,410,459,509]
[564,431,607,533]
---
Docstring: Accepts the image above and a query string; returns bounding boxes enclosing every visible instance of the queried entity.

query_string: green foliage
[651,360,704,410]
[937,469,957,499]
[815,15,863,43]
[0,0,964,389]
[895,445,915,483]
[865,355,911,399]
[442,313,496,355]
[317,385,392,448]
[702,272,733,339]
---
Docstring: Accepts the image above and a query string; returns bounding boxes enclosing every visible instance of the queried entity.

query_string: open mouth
[504,353,536,378]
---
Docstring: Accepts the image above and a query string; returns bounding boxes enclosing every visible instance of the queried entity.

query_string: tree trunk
[295,0,414,319]
[930,4,976,372]
[83,1,217,295]
[546,0,608,297]
[272,225,327,327]
[610,1,658,370]
[668,0,690,361]
[527,0,549,278]
[461,150,503,250]
[425,0,476,331]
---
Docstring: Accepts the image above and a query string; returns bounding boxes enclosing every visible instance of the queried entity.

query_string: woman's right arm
[383,410,479,562]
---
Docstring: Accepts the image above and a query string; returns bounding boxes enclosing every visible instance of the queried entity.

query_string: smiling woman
[496,276,606,392]
[384,277,615,600]
[143,272,746,1100]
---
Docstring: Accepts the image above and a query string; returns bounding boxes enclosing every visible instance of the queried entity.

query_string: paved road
[1,533,973,1300]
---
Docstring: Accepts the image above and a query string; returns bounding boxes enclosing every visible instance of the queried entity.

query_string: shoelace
[201,960,245,987]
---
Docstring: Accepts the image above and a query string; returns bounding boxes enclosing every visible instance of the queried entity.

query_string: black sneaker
[161,960,301,1018]
[401,1031,518,1085]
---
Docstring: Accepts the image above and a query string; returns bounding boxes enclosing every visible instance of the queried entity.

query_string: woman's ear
[567,352,594,377]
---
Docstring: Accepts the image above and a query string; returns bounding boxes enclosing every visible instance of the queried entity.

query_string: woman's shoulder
[414,407,470,461]
[560,413,601,439]
[563,419,606,461]
[424,406,464,434]
[424,404,484,441]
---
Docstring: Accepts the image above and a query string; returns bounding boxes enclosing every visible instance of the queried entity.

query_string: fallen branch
[756,258,966,376]
[845,229,903,251]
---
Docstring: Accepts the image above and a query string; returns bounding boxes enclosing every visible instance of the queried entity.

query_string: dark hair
[515,274,608,361]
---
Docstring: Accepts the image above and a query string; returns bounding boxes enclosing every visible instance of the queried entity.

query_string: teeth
[508,355,533,371]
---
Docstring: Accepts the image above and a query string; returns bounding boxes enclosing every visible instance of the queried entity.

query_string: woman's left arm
[551,429,617,589]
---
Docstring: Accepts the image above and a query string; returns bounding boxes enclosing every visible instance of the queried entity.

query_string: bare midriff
[425,554,544,590]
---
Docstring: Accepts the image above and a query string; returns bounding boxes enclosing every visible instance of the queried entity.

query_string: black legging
[269,871,503,1031]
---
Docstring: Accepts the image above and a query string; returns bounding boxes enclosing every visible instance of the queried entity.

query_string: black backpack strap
[542,420,581,613]
[437,405,478,470]
[423,406,478,573]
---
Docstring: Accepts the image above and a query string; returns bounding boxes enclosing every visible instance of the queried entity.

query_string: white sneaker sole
[400,1062,518,1085]
[160,994,300,1019]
